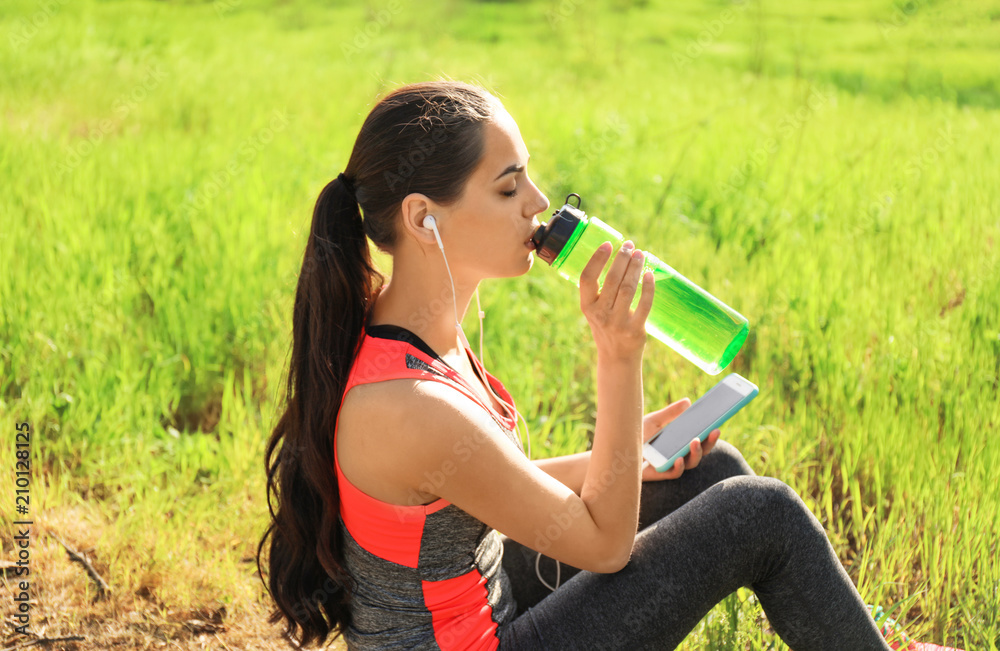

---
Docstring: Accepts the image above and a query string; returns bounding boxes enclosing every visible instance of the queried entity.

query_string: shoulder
[341,376,495,437]
[343,377,529,499]
[337,377,503,501]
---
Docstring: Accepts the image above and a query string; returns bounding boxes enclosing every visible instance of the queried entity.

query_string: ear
[399,192,438,247]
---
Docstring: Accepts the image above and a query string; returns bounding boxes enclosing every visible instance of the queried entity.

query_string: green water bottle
[530,194,749,375]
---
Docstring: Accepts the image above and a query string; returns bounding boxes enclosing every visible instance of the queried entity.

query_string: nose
[529,179,550,217]
[537,191,550,215]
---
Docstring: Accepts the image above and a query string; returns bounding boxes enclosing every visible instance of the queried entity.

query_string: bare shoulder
[336,378,486,506]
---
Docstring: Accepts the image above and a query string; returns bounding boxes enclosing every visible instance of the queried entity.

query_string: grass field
[2,0,999,648]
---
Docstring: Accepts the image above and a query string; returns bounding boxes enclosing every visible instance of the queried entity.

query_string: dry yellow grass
[1,505,348,651]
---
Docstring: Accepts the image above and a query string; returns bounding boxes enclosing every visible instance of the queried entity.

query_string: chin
[491,256,534,280]
[519,252,535,275]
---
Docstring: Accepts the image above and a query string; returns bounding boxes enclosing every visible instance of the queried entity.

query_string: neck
[369,250,480,362]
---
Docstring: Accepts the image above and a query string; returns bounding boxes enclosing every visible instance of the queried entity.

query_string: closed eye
[502,189,518,198]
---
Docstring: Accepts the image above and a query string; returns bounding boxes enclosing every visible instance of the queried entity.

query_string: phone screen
[650,382,747,457]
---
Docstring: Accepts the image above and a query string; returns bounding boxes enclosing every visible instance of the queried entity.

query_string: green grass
[1,0,999,648]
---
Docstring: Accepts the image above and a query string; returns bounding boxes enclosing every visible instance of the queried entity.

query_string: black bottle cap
[531,201,585,265]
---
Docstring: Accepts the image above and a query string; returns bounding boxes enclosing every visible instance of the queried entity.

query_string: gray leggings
[498,441,891,651]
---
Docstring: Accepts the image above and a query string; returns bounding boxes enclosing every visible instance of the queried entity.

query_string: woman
[257,80,893,650]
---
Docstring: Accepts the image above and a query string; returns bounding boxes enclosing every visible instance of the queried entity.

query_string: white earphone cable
[472,288,531,463]
[436,229,463,334]
[433,220,554,590]
[534,547,562,592]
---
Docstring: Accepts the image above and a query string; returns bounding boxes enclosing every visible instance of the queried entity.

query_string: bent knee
[752,476,805,510]
[719,476,815,526]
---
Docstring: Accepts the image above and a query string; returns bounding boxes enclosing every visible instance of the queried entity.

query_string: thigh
[501,440,755,617]
[499,476,890,651]
[499,477,759,651]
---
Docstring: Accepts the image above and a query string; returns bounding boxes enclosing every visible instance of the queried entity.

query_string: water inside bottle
[638,260,749,375]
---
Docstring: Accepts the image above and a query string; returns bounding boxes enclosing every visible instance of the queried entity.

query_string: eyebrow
[493,156,530,182]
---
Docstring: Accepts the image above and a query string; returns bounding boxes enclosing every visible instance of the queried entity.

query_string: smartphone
[642,373,758,472]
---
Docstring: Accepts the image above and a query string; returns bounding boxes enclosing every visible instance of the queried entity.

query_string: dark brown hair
[256,81,502,648]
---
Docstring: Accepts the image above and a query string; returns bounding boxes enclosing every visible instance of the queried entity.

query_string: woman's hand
[640,398,721,481]
[579,240,655,364]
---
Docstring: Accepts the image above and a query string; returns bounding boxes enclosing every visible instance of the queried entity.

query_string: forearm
[582,355,644,562]
[532,450,592,496]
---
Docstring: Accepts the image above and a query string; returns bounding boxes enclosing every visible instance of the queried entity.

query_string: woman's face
[418,108,550,280]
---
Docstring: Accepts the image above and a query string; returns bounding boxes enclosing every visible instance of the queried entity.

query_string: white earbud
[424,215,444,250]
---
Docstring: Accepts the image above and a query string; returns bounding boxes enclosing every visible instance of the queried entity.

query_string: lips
[525,224,541,250]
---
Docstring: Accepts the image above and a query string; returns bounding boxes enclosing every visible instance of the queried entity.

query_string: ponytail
[257,174,384,647]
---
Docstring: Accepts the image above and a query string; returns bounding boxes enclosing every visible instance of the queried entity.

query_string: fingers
[660,457,685,480]
[579,240,653,360]
[684,438,704,470]
[597,241,639,311]
[648,430,722,482]
[634,264,655,323]
[646,398,692,428]
[609,246,646,312]
[700,429,722,457]
[580,240,642,312]
[579,241,613,309]
[684,430,721,470]
[643,397,692,444]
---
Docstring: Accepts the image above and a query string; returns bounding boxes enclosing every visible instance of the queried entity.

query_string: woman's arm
[532,452,591,496]
[531,400,724,494]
